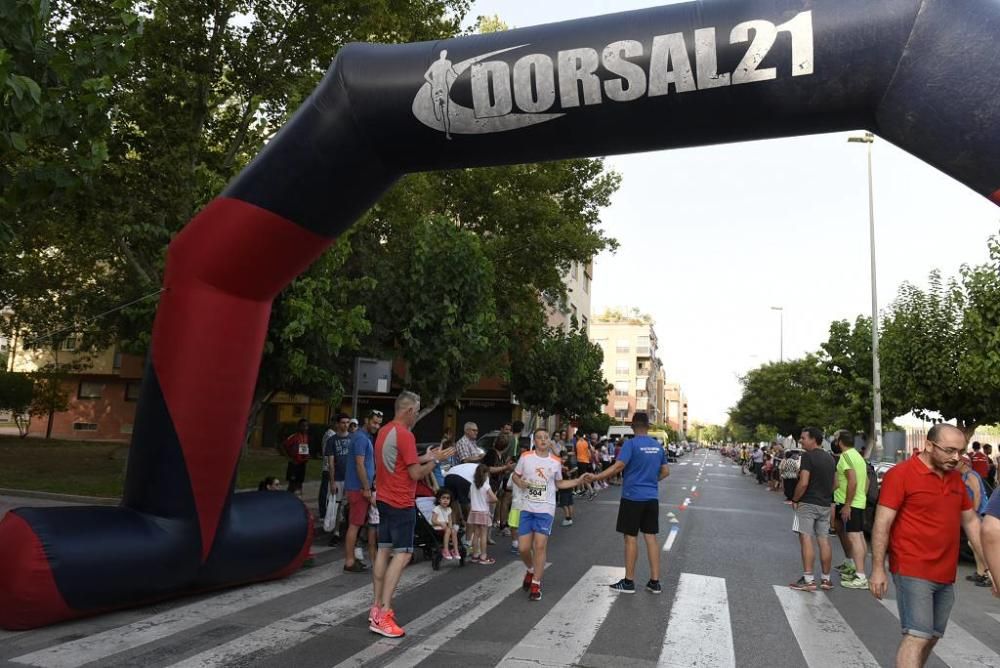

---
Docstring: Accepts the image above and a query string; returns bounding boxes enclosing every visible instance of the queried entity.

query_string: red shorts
[347,490,370,526]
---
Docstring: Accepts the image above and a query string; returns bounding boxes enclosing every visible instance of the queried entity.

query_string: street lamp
[848,131,884,461]
[770,306,783,362]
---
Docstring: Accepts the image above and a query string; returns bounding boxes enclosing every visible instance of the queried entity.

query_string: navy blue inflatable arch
[2,0,999,629]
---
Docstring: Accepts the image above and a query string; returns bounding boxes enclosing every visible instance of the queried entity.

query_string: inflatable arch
[2,0,999,629]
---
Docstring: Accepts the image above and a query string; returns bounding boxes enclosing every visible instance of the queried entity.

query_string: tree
[509,325,611,428]
[819,316,906,437]
[367,216,499,423]
[578,412,614,437]
[0,372,33,437]
[754,423,779,444]
[730,356,833,437]
[880,271,986,439]
[28,373,70,439]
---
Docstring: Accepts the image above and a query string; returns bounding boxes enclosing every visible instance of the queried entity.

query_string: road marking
[704,463,713,468]
[12,561,346,668]
[163,563,443,668]
[659,573,734,667]
[883,600,1000,666]
[775,586,880,667]
[690,485,697,492]
[337,561,525,668]
[663,526,679,552]
[499,566,621,667]
[680,497,690,510]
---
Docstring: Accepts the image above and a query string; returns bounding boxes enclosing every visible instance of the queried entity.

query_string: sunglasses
[369,410,384,418]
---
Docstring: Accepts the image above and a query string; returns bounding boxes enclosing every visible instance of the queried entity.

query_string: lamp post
[770,306,783,363]
[848,131,884,461]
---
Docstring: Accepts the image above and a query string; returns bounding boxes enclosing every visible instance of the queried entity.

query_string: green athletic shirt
[834,448,867,509]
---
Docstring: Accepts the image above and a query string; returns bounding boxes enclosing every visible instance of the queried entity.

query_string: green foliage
[754,423,779,444]
[578,412,614,436]
[509,325,611,421]
[0,372,33,434]
[368,216,499,418]
[730,356,833,437]
[28,372,70,439]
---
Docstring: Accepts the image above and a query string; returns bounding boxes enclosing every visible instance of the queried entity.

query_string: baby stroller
[414,483,466,570]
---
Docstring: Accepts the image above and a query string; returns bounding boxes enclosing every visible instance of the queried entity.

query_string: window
[571,305,578,323]
[615,360,630,376]
[78,381,103,400]
[636,389,648,399]
[616,339,630,353]
[583,271,591,294]
[113,351,122,369]
[636,335,650,355]
[581,315,588,331]
[572,262,579,281]
[125,381,141,402]
[614,409,629,420]
[60,336,77,352]
[614,381,629,397]
[72,422,98,431]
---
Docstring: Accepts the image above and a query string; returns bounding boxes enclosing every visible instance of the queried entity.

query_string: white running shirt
[514,451,563,515]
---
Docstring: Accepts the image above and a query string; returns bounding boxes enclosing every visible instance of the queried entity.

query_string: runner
[511,428,588,601]
[587,412,670,594]
[869,424,985,668]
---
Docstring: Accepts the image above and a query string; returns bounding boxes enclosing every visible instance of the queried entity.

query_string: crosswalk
[7,557,1000,668]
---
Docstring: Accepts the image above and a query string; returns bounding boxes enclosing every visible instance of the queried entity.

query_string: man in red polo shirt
[869,423,984,668]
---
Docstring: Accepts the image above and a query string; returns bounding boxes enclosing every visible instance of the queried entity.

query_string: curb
[0,488,120,505]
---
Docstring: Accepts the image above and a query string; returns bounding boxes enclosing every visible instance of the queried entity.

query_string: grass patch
[0,436,309,498]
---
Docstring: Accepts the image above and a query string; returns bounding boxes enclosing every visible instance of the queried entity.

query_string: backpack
[865,460,879,506]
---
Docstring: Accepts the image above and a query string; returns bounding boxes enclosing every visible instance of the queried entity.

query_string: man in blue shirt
[587,412,669,594]
[343,410,383,572]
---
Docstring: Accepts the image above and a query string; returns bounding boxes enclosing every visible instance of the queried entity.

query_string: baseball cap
[349,417,359,425]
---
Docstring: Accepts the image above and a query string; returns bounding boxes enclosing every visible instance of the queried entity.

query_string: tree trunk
[414,397,441,425]
[243,388,275,454]
[959,419,978,444]
[45,409,54,439]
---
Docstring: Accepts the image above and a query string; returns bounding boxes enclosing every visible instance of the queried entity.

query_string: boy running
[512,428,587,601]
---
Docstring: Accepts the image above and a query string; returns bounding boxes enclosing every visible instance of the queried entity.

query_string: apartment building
[590,311,662,423]
[546,260,593,333]
[664,381,689,437]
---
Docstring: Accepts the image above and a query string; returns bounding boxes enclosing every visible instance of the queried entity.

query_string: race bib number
[526,482,546,501]
[298,442,309,456]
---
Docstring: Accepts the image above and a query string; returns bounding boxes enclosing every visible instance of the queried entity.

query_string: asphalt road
[2,449,999,667]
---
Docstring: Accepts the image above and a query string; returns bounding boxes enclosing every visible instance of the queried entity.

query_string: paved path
[3,450,1000,667]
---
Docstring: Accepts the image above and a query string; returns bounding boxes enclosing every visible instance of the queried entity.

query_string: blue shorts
[376,501,415,554]
[893,573,955,639]
[519,511,554,537]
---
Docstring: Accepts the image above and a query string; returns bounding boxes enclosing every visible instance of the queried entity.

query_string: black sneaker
[609,578,635,594]
[645,580,662,594]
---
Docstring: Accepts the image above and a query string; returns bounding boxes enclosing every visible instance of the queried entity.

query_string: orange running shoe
[370,609,405,638]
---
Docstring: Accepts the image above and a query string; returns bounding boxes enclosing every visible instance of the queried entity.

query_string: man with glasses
[869,424,984,668]
[456,422,484,463]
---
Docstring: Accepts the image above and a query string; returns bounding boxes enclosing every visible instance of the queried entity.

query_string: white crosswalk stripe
[164,563,444,668]
[659,573,734,667]
[499,566,621,667]
[11,561,346,668]
[774,586,880,667]
[11,559,1000,668]
[881,598,1000,667]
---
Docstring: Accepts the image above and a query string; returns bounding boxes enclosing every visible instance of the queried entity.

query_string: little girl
[432,488,460,560]
[468,463,497,565]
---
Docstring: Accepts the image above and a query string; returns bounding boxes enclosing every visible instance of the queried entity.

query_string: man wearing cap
[343,410,383,572]
[587,412,670,594]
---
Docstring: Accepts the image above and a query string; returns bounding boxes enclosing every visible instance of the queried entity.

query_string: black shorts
[557,489,574,507]
[616,498,659,536]
[444,474,471,506]
[836,504,864,532]
[286,461,306,483]
[578,462,593,475]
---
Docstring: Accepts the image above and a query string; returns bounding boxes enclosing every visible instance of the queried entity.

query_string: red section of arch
[0,513,76,630]
[153,197,332,560]
[990,189,1000,205]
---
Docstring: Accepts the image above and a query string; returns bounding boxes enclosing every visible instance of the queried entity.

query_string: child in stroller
[414,482,466,570]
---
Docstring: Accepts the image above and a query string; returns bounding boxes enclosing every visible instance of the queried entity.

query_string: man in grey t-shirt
[789,427,836,592]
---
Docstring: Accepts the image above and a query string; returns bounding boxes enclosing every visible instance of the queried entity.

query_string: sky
[464,1,1000,424]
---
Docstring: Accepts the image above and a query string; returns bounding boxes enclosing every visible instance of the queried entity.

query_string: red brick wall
[28,376,138,442]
